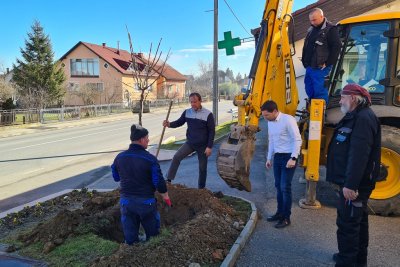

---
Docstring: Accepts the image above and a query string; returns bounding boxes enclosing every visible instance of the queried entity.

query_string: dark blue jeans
[120,197,160,245]
[166,142,208,189]
[273,153,296,219]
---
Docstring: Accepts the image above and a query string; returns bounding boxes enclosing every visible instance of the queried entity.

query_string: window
[176,85,179,93]
[134,83,140,90]
[168,85,173,92]
[332,22,389,95]
[70,58,99,77]
[86,83,104,92]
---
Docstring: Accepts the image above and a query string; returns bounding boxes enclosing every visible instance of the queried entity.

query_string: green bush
[2,98,16,110]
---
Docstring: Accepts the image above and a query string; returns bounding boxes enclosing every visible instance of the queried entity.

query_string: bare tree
[0,70,15,104]
[72,83,101,106]
[103,81,121,104]
[192,60,213,97]
[165,90,179,100]
[126,26,171,125]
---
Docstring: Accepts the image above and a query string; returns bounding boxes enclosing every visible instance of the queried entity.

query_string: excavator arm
[217,0,299,191]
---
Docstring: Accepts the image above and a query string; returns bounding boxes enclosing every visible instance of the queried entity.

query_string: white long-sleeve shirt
[267,112,302,160]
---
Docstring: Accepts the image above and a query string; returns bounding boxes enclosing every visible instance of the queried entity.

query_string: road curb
[220,196,258,267]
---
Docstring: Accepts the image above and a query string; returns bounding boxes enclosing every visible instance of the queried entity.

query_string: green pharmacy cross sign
[218,31,241,56]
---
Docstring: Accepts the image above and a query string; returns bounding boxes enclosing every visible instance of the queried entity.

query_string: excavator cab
[326,13,400,215]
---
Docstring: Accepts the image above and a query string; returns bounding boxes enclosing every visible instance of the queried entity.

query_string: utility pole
[213,0,219,125]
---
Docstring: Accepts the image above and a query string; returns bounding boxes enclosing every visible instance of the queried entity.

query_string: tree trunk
[138,89,144,126]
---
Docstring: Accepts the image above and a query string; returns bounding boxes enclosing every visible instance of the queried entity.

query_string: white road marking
[8,127,128,152]
[23,168,44,175]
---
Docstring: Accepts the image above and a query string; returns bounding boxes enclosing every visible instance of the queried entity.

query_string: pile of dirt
[17,190,122,252]
[6,185,249,266]
[0,189,95,238]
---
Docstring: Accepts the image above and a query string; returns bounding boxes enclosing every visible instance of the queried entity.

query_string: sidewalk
[90,119,400,267]
[0,112,135,138]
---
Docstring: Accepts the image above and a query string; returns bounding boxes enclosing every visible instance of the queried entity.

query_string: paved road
[0,101,234,211]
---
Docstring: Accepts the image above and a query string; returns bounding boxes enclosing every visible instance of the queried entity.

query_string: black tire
[368,126,400,216]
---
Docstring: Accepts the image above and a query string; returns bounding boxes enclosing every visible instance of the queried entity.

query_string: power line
[222,0,251,36]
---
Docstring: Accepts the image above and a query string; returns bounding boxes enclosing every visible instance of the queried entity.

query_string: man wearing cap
[163,92,215,189]
[111,124,172,245]
[302,8,341,104]
[326,84,381,267]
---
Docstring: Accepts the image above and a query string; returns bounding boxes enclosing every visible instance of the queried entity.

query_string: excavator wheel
[368,126,400,216]
[217,126,256,192]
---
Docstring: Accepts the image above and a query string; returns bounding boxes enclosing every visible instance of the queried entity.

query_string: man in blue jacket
[111,124,171,244]
[327,84,381,267]
[163,92,215,189]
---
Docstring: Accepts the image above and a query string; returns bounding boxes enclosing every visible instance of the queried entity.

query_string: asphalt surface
[0,101,234,211]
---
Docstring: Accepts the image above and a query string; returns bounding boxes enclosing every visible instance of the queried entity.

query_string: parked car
[131,100,150,113]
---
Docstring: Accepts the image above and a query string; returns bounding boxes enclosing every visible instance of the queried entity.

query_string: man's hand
[319,63,326,70]
[343,187,358,201]
[266,160,272,169]
[164,198,172,207]
[286,159,296,168]
[205,147,212,157]
[161,192,172,207]
[163,120,170,127]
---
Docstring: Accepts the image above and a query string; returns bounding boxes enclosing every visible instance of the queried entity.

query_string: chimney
[138,53,143,58]
[102,42,106,48]
[6,68,9,74]
[116,41,120,55]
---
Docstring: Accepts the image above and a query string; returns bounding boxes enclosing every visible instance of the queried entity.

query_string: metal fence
[0,109,40,125]
[39,103,130,123]
[0,97,207,125]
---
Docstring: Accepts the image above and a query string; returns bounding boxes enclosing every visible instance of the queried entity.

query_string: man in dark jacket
[302,8,342,103]
[163,92,215,189]
[111,124,171,244]
[326,84,381,267]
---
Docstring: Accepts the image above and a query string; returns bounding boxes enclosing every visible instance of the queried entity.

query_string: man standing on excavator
[302,8,341,103]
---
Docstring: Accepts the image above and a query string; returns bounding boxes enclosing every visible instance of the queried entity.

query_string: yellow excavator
[216,0,400,216]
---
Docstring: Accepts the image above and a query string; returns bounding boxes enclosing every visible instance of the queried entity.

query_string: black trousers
[335,189,372,267]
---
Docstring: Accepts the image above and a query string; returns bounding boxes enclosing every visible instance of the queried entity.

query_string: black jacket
[326,106,381,192]
[302,19,342,68]
[111,144,167,199]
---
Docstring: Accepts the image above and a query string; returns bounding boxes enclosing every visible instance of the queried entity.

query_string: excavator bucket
[217,125,256,192]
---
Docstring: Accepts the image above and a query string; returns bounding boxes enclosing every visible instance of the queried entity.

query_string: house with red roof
[59,41,187,106]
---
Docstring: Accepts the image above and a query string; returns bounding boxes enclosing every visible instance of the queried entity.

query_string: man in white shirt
[261,100,302,228]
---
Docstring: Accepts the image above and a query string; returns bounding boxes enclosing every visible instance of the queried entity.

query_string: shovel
[156,100,173,159]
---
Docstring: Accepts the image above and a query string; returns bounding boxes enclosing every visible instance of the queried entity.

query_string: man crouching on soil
[111,124,172,244]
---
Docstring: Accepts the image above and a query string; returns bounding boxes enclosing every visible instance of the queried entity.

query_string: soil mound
[11,185,248,266]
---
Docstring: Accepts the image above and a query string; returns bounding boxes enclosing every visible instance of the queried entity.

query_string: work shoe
[266,213,283,222]
[333,253,366,267]
[166,179,172,184]
[275,218,291,228]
